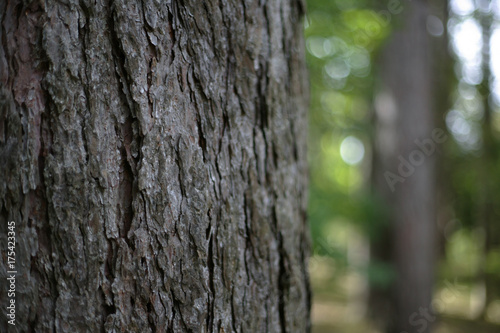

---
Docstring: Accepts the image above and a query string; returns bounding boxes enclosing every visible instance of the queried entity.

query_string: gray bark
[373,0,437,332]
[0,0,311,331]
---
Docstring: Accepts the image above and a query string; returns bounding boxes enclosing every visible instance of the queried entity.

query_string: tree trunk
[373,0,437,332]
[0,0,311,331]
[477,3,499,318]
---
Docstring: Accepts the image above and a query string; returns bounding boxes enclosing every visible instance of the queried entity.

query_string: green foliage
[306,0,500,285]
[306,0,390,254]
[307,0,500,326]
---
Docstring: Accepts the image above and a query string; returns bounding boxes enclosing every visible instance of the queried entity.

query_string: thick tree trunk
[0,0,311,331]
[373,0,437,332]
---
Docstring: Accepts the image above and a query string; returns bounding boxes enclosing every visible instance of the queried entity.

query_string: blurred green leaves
[306,0,389,249]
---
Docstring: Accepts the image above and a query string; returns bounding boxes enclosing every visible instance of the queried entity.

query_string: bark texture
[0,0,311,331]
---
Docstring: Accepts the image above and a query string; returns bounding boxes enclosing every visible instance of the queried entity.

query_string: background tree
[476,0,500,317]
[305,0,500,332]
[372,1,438,331]
[0,0,311,331]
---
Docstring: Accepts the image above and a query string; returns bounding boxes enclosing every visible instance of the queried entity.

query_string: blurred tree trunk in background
[371,0,439,332]
[477,2,500,318]
[0,0,311,331]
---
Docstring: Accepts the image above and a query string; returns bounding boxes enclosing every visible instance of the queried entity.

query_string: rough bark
[372,0,437,332]
[0,0,311,331]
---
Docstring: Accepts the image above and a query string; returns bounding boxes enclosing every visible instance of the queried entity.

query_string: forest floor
[312,319,500,333]
[310,255,500,333]
[312,303,500,333]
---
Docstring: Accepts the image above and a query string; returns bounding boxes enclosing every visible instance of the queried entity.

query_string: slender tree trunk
[373,0,437,332]
[0,0,311,331]
[477,3,499,318]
